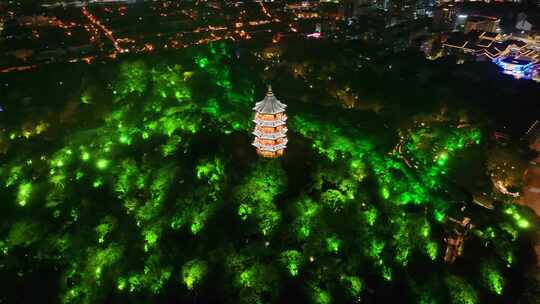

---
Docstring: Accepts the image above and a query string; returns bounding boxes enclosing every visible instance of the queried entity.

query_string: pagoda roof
[253,118,287,127]
[253,86,287,115]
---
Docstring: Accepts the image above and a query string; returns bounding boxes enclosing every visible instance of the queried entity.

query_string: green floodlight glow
[434,209,446,222]
[382,265,392,281]
[517,219,530,229]
[481,262,504,295]
[381,187,390,199]
[326,236,341,253]
[190,214,206,235]
[488,271,504,295]
[363,208,377,226]
[238,267,256,288]
[341,275,363,297]
[95,220,113,244]
[182,260,207,290]
[195,57,209,68]
[420,223,430,238]
[311,286,331,304]
[436,152,448,166]
[280,250,302,276]
[119,135,130,144]
[81,93,91,104]
[367,239,385,259]
[93,178,103,188]
[505,207,531,229]
[426,242,438,260]
[117,279,126,291]
[81,152,90,161]
[445,275,478,304]
[96,159,109,170]
[17,182,32,206]
[504,251,514,266]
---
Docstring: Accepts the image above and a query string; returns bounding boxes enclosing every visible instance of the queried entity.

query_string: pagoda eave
[253,143,288,152]
[252,130,288,139]
[252,119,287,127]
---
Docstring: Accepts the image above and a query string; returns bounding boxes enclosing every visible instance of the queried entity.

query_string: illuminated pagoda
[252,86,288,158]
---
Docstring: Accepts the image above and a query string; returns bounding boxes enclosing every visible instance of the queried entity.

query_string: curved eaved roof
[253,86,287,115]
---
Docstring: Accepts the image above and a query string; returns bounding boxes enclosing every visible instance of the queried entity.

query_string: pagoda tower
[252,86,288,158]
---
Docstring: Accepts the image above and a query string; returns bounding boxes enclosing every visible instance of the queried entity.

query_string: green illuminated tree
[0,41,538,304]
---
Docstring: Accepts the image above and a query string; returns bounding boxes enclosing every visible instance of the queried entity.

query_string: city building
[443,31,533,58]
[252,86,288,158]
[342,0,373,18]
[432,4,459,30]
[441,30,540,80]
[493,55,537,79]
[285,1,320,19]
[0,1,295,72]
[415,0,436,18]
[463,15,500,34]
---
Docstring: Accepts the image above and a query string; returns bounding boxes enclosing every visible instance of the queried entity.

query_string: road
[82,6,124,53]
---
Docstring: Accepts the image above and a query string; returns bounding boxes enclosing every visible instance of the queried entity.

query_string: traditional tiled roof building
[252,86,288,158]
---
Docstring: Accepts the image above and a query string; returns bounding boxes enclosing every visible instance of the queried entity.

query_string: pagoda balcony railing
[253,133,287,140]
[253,136,287,145]
[253,119,287,127]
[253,128,287,138]
[254,114,288,121]
[253,126,288,134]
[252,141,288,152]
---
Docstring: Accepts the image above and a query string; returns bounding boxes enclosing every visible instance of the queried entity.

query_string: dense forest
[0,41,538,304]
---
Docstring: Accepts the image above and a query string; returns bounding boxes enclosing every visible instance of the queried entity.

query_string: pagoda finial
[267,85,273,96]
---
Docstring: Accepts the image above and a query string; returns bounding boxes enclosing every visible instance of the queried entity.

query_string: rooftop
[481,32,499,39]
[253,86,287,115]
[500,56,534,66]
[467,15,499,23]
